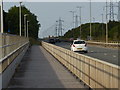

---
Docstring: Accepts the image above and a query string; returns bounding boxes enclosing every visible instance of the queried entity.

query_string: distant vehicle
[69,38,74,42]
[49,38,55,44]
[55,38,61,42]
[71,40,88,53]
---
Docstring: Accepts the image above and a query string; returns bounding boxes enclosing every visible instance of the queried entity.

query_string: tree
[63,21,119,41]
[4,5,40,39]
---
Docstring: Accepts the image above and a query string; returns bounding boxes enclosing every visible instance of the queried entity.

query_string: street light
[19,2,22,36]
[93,17,95,38]
[27,21,29,38]
[1,0,3,33]
[101,13,104,39]
[24,14,28,37]
[105,0,108,43]
[77,6,82,39]
[90,0,92,40]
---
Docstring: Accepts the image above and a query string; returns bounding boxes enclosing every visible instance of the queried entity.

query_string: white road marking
[113,55,116,58]
[104,53,107,55]
[91,51,94,52]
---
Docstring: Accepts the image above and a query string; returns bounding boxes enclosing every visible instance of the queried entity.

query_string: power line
[42,23,56,37]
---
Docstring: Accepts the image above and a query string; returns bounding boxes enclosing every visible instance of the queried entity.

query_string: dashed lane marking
[104,53,107,55]
[113,55,116,58]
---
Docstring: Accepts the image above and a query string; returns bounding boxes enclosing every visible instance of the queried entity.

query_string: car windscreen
[74,41,85,44]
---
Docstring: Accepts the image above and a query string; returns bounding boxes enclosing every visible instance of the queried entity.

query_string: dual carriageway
[0,34,119,89]
[55,41,119,65]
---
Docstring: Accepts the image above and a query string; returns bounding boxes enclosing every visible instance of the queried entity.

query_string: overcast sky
[3,1,119,38]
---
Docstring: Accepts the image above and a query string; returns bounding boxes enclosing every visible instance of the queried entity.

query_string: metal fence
[42,41,120,89]
[0,33,29,73]
[87,41,119,49]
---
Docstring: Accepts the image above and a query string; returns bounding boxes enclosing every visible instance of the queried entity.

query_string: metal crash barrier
[42,41,120,89]
[0,33,29,89]
[87,41,119,49]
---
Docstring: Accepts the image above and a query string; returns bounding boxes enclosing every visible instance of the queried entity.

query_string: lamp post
[24,14,28,37]
[19,2,22,36]
[101,13,104,40]
[90,0,92,40]
[27,21,29,38]
[1,0,3,33]
[106,0,108,43]
[93,17,95,39]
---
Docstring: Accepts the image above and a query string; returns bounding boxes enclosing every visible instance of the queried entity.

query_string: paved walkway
[8,45,88,88]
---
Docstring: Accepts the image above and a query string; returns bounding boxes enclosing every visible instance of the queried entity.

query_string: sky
[2,0,120,38]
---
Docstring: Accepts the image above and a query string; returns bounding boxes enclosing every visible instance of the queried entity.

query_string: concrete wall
[0,45,29,89]
[2,45,29,89]
[0,34,29,90]
[42,41,120,89]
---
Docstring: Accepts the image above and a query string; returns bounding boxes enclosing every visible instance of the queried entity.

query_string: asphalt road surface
[55,42,119,66]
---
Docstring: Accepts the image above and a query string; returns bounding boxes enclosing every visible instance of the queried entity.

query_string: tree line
[3,5,40,39]
[63,21,120,42]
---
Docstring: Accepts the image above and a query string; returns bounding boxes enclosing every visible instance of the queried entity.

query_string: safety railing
[87,41,119,49]
[62,39,119,49]
[42,41,120,89]
[0,33,29,73]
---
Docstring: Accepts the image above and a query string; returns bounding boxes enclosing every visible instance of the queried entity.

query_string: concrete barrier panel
[0,34,29,90]
[42,41,120,89]
[1,45,28,89]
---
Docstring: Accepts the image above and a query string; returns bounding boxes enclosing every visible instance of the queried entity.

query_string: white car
[71,40,88,53]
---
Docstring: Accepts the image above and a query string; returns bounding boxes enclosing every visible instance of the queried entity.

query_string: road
[55,42,119,66]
